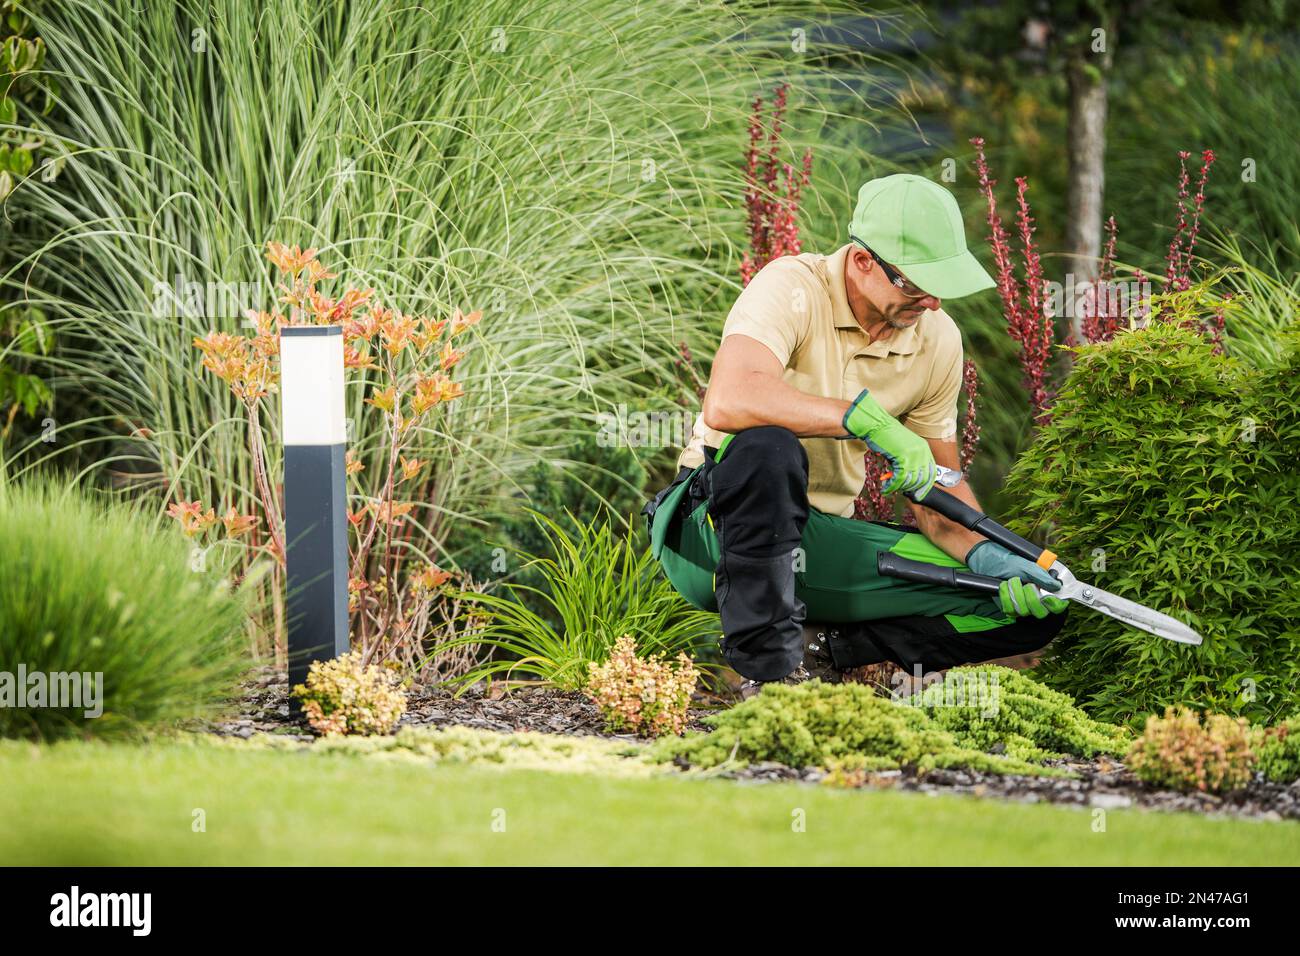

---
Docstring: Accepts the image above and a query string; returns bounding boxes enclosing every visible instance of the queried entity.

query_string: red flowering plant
[971,139,1232,423]
[675,83,813,399]
[971,137,1055,426]
[177,242,483,673]
[740,83,813,287]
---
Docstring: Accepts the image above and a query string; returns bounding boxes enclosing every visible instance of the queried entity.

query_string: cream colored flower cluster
[291,651,407,737]
[585,635,699,738]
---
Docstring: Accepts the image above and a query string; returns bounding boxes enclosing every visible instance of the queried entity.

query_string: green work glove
[842,388,937,500]
[965,540,1063,593]
[997,576,1069,619]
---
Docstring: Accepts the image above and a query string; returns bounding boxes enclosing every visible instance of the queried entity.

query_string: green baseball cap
[848,173,995,300]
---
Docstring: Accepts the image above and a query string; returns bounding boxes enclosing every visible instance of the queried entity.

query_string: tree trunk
[1064,40,1112,342]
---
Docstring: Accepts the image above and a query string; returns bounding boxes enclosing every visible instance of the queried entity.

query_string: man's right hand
[996,576,1069,619]
[842,388,938,499]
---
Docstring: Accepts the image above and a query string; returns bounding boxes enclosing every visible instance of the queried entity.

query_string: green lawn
[0,740,1295,866]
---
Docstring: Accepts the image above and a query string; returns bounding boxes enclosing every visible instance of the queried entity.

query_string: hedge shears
[877,466,1203,646]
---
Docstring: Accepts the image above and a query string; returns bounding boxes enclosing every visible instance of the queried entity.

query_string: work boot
[800,622,846,684]
[738,664,811,701]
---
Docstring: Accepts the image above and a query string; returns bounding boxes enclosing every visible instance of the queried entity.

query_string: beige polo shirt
[677,242,964,518]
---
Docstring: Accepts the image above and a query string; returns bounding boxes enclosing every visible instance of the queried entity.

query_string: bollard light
[280,325,349,692]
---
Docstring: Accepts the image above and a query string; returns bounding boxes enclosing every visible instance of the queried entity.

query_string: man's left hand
[966,540,1062,592]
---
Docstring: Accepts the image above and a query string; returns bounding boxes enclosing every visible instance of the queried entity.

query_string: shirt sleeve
[718,258,812,367]
[903,321,963,441]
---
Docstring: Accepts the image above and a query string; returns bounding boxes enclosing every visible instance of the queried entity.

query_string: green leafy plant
[0,303,53,434]
[1125,706,1256,794]
[1,3,58,433]
[1004,321,1300,725]
[291,650,408,737]
[905,665,1132,762]
[442,511,718,692]
[585,635,699,737]
[0,0,56,201]
[656,680,1061,777]
[1254,715,1300,785]
[452,434,648,632]
[0,477,249,739]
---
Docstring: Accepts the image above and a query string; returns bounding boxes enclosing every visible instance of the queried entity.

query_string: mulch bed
[197,668,1300,823]
[197,668,717,742]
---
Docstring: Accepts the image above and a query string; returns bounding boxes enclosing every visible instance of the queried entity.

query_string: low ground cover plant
[291,651,407,737]
[0,478,248,739]
[905,666,1131,762]
[1004,323,1300,725]
[1125,706,1256,794]
[212,725,657,778]
[655,680,1060,777]
[584,635,699,737]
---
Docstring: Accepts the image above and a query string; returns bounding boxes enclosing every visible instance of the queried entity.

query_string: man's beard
[886,309,923,328]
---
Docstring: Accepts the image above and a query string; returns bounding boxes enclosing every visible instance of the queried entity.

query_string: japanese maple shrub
[1002,322,1300,727]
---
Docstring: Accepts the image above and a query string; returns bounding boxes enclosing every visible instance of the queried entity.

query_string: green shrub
[1125,706,1256,794]
[442,511,718,691]
[905,666,1131,762]
[452,435,648,631]
[1255,715,1300,785]
[1003,322,1300,726]
[655,681,1062,777]
[0,479,249,739]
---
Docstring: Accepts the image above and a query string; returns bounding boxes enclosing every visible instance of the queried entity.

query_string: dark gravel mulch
[725,758,1300,822]
[196,668,715,741]
[195,668,1300,823]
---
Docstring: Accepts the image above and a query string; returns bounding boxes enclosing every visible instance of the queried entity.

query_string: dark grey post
[280,325,349,691]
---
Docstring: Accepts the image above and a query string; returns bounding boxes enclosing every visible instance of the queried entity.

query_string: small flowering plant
[584,634,699,738]
[175,242,482,671]
[1125,706,1256,794]
[292,650,407,737]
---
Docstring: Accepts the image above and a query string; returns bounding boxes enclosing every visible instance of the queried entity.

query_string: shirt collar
[825,242,921,356]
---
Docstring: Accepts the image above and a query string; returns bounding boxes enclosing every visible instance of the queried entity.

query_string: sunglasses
[850,236,932,299]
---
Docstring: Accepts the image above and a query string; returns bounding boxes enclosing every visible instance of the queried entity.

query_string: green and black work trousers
[643,426,1068,681]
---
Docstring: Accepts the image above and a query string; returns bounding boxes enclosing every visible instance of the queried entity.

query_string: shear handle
[906,486,1058,573]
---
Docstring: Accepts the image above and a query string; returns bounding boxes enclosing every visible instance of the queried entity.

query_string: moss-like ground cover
[657,670,1129,777]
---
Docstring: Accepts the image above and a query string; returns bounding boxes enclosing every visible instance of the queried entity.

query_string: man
[643,173,1069,699]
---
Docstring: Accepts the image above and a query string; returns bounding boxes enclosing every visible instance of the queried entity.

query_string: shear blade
[1061,579,1203,646]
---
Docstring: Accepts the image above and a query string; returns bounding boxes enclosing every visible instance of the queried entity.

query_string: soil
[196,668,1300,824]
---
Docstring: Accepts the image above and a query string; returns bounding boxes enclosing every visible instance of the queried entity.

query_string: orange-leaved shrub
[292,650,407,737]
[178,243,482,675]
[1125,706,1256,793]
[584,635,698,738]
